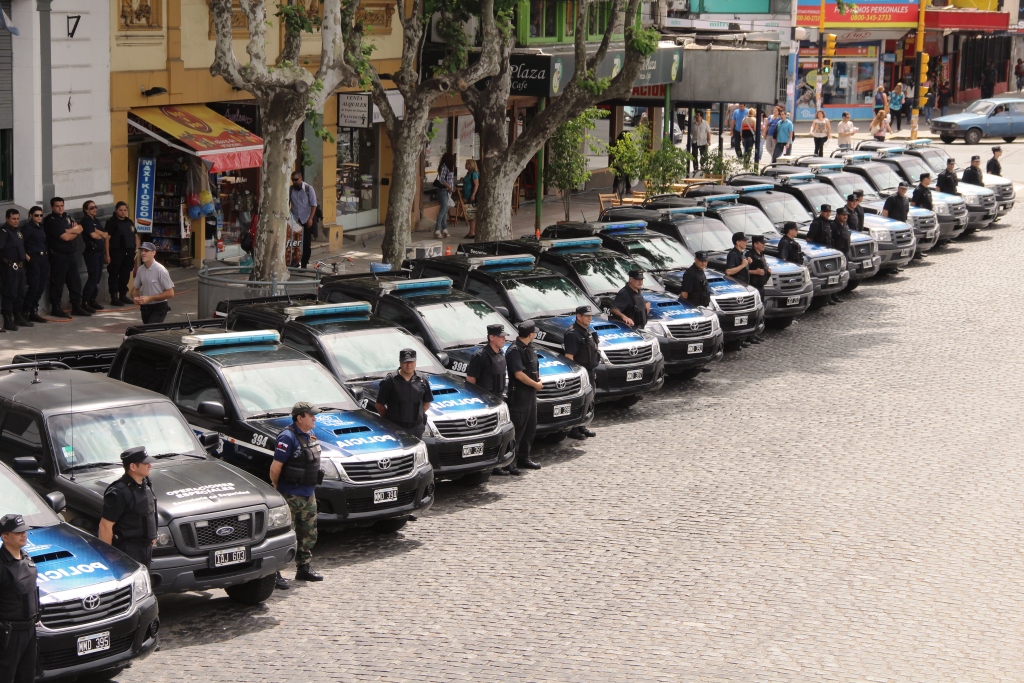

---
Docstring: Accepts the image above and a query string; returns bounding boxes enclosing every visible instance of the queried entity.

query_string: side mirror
[436,351,449,367]
[45,491,66,514]
[13,457,47,481]
[197,401,226,420]
[348,385,365,404]
[495,306,510,318]
[198,431,221,454]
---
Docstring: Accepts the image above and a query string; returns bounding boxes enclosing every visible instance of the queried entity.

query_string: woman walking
[810,110,831,157]
[869,109,891,142]
[434,152,455,239]
[741,109,757,164]
[836,112,858,149]
[873,86,888,116]
[462,159,479,239]
[889,83,905,132]
[1015,58,1024,93]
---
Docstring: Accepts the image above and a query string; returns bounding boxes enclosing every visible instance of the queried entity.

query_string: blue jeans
[435,192,450,232]
[923,104,933,122]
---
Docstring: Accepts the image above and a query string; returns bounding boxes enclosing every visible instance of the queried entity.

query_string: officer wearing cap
[852,190,866,232]
[678,251,711,307]
[844,194,862,233]
[610,269,650,328]
[882,183,910,223]
[987,146,1002,176]
[270,402,325,587]
[828,208,852,305]
[912,173,933,212]
[0,514,38,683]
[505,321,544,470]
[563,305,599,440]
[778,222,804,265]
[99,447,158,568]
[746,236,770,343]
[0,209,30,332]
[937,158,959,195]
[466,324,512,473]
[376,349,434,441]
[807,204,833,248]
[724,232,751,284]
[962,155,984,186]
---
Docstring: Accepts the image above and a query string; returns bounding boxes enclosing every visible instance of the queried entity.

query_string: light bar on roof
[598,220,647,232]
[379,277,453,292]
[905,139,931,147]
[736,184,774,193]
[696,194,739,204]
[808,163,844,170]
[661,206,705,216]
[183,330,280,347]
[467,255,536,268]
[283,302,371,317]
[841,153,874,162]
[539,237,603,250]
[874,147,905,156]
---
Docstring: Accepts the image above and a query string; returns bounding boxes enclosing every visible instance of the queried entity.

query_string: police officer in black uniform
[912,173,933,211]
[466,323,512,473]
[610,269,650,328]
[806,204,833,248]
[0,210,31,332]
[882,182,910,222]
[844,194,861,233]
[43,197,89,319]
[563,305,599,440]
[0,514,38,683]
[505,320,544,471]
[936,158,959,195]
[375,348,434,438]
[678,251,712,306]
[20,207,47,324]
[746,235,770,342]
[852,190,866,231]
[987,146,1002,176]
[961,155,984,186]
[99,447,158,567]
[778,222,804,265]
[79,200,108,312]
[829,207,852,303]
[724,232,751,284]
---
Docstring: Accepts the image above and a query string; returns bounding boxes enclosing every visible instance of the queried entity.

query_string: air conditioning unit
[430,13,479,44]
[656,0,689,27]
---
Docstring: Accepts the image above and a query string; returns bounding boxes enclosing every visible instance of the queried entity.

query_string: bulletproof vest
[508,341,539,403]
[780,236,804,265]
[937,172,957,194]
[831,220,851,253]
[567,324,600,371]
[809,218,833,247]
[0,227,25,264]
[0,552,39,622]
[280,425,323,487]
[386,372,428,427]
[474,347,507,396]
[105,476,158,543]
[689,268,711,307]
[747,250,769,288]
[618,287,648,327]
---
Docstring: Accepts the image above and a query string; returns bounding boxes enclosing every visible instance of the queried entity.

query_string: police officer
[563,305,599,440]
[778,222,804,265]
[912,173,933,211]
[746,235,770,343]
[376,348,434,438]
[610,269,650,328]
[806,204,833,248]
[20,207,47,324]
[79,200,108,312]
[678,251,712,306]
[0,210,31,332]
[724,232,751,284]
[0,514,38,683]
[505,321,544,471]
[99,447,158,568]
[844,194,861,233]
[43,196,89,319]
[829,207,852,304]
[987,146,1002,176]
[882,182,910,222]
[466,324,512,472]
[270,402,324,587]
[937,158,959,195]
[852,190,867,231]
[961,155,984,186]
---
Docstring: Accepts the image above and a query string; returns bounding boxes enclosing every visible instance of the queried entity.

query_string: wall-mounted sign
[135,157,156,233]
[337,94,372,128]
[797,0,919,28]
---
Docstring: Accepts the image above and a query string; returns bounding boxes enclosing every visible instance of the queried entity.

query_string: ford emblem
[556,378,566,389]
[82,594,101,611]
[377,457,391,470]
[825,263,834,270]
[629,346,640,356]
[466,416,478,428]
[215,526,235,537]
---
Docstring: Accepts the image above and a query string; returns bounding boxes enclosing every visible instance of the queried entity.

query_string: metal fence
[197,265,321,318]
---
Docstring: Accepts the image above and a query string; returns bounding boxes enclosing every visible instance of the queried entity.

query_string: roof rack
[834,152,874,162]
[378,277,454,292]
[538,237,603,250]
[466,255,536,269]
[182,330,280,348]
[905,139,931,147]
[283,302,372,318]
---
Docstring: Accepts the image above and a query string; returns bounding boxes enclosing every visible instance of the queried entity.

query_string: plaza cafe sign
[509,44,683,98]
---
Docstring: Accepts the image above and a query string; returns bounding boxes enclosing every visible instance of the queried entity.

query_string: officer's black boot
[506,464,523,476]
[13,312,32,328]
[295,564,324,581]
[88,299,105,311]
[579,426,597,438]
[51,306,72,319]
[519,459,542,470]
[491,466,509,476]
[3,314,17,331]
[119,294,134,305]
[567,427,587,440]
[70,302,93,316]
[275,572,290,590]
[26,310,47,323]
[108,294,123,307]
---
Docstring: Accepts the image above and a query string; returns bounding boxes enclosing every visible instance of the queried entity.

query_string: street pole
[910,0,927,140]
[535,96,545,237]
[816,0,825,111]
[664,86,672,143]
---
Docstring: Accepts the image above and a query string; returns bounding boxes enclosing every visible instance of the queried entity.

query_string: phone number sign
[797,0,919,28]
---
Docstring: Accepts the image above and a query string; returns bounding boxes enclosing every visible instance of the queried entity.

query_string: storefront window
[455,115,479,187]
[565,0,576,35]
[213,169,259,249]
[422,118,450,206]
[827,61,877,105]
[336,126,379,216]
[586,117,610,171]
[529,0,558,38]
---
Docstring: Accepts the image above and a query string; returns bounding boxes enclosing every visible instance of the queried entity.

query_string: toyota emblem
[689,320,699,331]
[82,594,101,611]
[377,457,392,470]
[629,346,640,356]
[466,416,478,428]
[215,526,235,537]
[556,378,566,389]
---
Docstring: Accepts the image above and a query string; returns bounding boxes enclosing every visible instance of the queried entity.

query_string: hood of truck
[795,239,844,259]
[250,410,420,458]
[643,292,708,322]
[863,214,910,230]
[766,255,802,275]
[657,266,748,297]
[28,523,140,595]
[931,191,967,206]
[348,372,503,420]
[444,344,580,378]
[535,316,648,348]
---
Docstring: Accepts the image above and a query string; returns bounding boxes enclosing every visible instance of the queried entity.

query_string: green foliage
[698,151,744,179]
[608,123,651,189]
[426,117,445,142]
[835,0,856,14]
[547,107,610,220]
[627,26,660,57]
[305,79,335,145]
[275,2,321,34]
[608,123,694,194]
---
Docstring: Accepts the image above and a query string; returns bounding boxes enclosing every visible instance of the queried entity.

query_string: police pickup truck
[404,254,665,406]
[316,276,596,439]
[458,237,724,379]
[542,219,765,346]
[0,360,297,606]
[218,299,514,485]
[0,453,158,681]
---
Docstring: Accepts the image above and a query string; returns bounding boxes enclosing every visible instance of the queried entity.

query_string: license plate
[374,487,398,504]
[462,442,484,457]
[959,217,968,226]
[734,315,748,326]
[786,296,800,305]
[552,403,571,417]
[862,260,873,269]
[687,343,703,354]
[827,275,839,285]
[77,631,110,656]
[213,545,247,567]
[626,369,643,381]
[900,248,911,257]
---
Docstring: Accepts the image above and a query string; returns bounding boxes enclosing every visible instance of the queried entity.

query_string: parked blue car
[930,98,1024,145]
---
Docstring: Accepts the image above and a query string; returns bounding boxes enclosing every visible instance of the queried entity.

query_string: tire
[456,469,492,487]
[371,517,408,534]
[964,128,982,145]
[225,574,276,605]
[544,431,568,444]
[670,367,703,381]
[77,666,127,683]
[1003,136,1017,143]
[940,135,956,144]
[809,295,830,310]
[843,278,861,293]
[765,317,794,330]
[617,394,642,408]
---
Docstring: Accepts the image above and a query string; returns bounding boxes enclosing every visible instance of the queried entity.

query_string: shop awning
[128,105,264,173]
[925,7,1010,31]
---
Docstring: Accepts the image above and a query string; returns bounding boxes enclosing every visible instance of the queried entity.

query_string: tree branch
[209,0,248,89]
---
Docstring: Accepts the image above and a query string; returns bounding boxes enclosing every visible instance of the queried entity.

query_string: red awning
[128,105,264,173]
[926,8,1010,32]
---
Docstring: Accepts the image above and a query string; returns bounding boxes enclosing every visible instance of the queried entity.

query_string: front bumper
[810,269,850,297]
[150,527,297,594]
[717,307,765,342]
[930,126,963,138]
[965,204,996,229]
[422,423,515,479]
[913,227,940,253]
[878,242,916,271]
[38,595,159,680]
[314,467,434,528]
[847,254,881,282]
[998,198,1015,215]
[657,329,724,370]
[763,283,814,318]
[594,357,666,401]
[937,214,969,240]
[536,388,596,436]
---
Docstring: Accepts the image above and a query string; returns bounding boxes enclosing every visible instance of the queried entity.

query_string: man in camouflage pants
[269,402,324,589]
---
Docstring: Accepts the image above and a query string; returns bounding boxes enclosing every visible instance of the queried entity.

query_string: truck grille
[538,375,581,399]
[436,444,502,467]
[343,453,415,482]
[604,344,653,364]
[40,585,132,629]
[951,204,968,218]
[996,185,1014,201]
[811,257,843,276]
[40,630,136,670]
[606,366,657,388]
[774,273,807,292]
[893,229,914,246]
[433,413,499,438]
[715,294,756,312]
[538,402,585,422]
[666,319,713,339]
[981,195,996,211]
[177,510,263,550]
[915,215,936,229]
[346,490,416,514]
[852,243,872,257]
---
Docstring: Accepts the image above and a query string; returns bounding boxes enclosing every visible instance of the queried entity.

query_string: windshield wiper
[65,462,120,472]
[442,343,477,351]
[248,411,290,419]
[346,374,386,382]
[152,452,204,459]
[317,405,352,412]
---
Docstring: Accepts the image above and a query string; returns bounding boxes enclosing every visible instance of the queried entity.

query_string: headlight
[577,369,591,391]
[709,298,721,312]
[132,568,152,601]
[413,442,429,468]
[868,228,891,242]
[650,339,663,361]
[838,254,847,269]
[709,313,720,333]
[963,194,980,205]
[644,321,668,337]
[425,419,442,438]
[320,457,343,481]
[801,266,812,283]
[496,403,510,426]
[599,348,610,364]
[154,526,174,548]
[268,504,292,529]
[752,289,762,308]
[933,202,949,215]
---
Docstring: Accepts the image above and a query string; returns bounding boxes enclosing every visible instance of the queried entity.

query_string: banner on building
[135,157,156,233]
[797,0,919,28]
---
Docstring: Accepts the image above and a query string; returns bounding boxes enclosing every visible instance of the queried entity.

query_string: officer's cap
[139,242,157,252]
[920,172,931,181]
[897,181,909,189]
[853,189,865,197]
[835,207,849,216]
[694,251,709,261]
[517,320,537,335]
[750,235,765,244]
[120,446,156,466]
[731,231,747,244]
[0,514,29,534]
[846,194,858,202]
[627,269,645,280]
[945,158,956,165]
[575,305,593,316]
[486,323,506,338]
[783,221,799,234]
[819,204,832,213]
[291,402,321,419]
[992,145,1002,152]
[971,155,981,162]
[399,348,417,363]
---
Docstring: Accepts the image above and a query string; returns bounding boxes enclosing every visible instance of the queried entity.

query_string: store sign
[508,45,682,98]
[337,94,372,128]
[135,158,156,233]
[206,102,261,136]
[799,46,877,58]
[371,90,405,124]
[797,0,919,28]
[632,84,667,98]
[633,49,683,87]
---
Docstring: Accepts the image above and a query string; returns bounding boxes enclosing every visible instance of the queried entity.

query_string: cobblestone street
[113,166,1024,680]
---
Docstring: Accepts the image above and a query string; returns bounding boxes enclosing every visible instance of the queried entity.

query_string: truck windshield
[677,219,734,252]
[799,184,847,214]
[859,164,903,194]
[754,195,812,224]
[417,301,512,350]
[221,361,359,416]
[48,401,203,471]
[718,207,780,238]
[622,237,693,272]
[916,149,950,173]
[574,256,665,295]
[0,470,60,528]
[320,329,446,379]
[504,276,594,318]
[894,156,933,182]
[827,173,879,200]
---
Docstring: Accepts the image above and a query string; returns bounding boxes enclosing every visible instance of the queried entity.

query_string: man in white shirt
[131,242,175,323]
[689,111,711,167]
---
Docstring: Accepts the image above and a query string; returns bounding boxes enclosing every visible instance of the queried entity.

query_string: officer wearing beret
[505,321,544,471]
[376,349,434,439]
[746,236,770,343]
[99,447,158,569]
[724,232,751,284]
[610,269,650,329]
[912,173,933,212]
[844,194,862,233]
[882,183,911,223]
[961,155,984,186]
[778,223,804,265]
[987,146,1002,176]
[678,251,712,307]
[466,324,512,474]
[806,204,833,248]
[0,514,38,683]
[563,305,599,440]
[937,158,959,195]
[270,402,324,587]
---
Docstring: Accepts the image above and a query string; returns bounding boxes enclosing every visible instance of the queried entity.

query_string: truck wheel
[77,666,127,683]
[544,431,568,444]
[765,317,793,330]
[225,574,276,605]
[1003,136,1017,143]
[964,128,982,145]
[843,279,861,292]
[617,395,641,408]
[372,517,408,533]
[671,367,702,381]
[457,469,492,487]
[939,135,956,144]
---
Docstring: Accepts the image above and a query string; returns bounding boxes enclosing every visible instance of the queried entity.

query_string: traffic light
[824,34,837,57]
[917,52,931,107]
[822,59,833,76]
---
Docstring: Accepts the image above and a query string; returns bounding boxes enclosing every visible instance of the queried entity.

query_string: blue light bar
[808,163,844,170]
[697,194,739,204]
[905,139,931,147]
[598,220,648,232]
[661,206,705,216]
[874,147,905,156]
[841,153,874,162]
[283,302,371,317]
[468,255,536,268]
[736,184,775,193]
[787,173,815,180]
[183,330,280,347]
[379,277,453,292]
[539,237,603,250]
